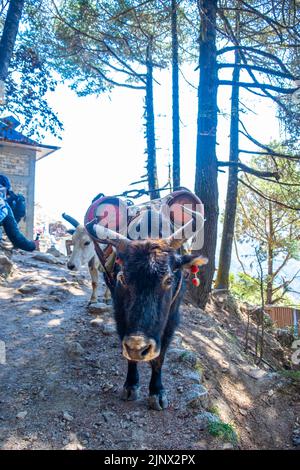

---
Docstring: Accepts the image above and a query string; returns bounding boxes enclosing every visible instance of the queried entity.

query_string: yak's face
[114,240,205,362]
[67,226,95,271]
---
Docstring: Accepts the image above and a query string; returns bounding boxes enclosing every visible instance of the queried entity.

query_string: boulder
[185,384,209,409]
[65,341,85,358]
[88,302,113,314]
[195,411,221,430]
[47,246,63,257]
[100,323,116,336]
[18,284,39,294]
[275,328,294,348]
[0,254,13,277]
[167,348,200,368]
[16,411,28,420]
[32,252,64,265]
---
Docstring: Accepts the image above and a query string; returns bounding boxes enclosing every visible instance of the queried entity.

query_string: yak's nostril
[68,264,75,270]
[141,345,152,357]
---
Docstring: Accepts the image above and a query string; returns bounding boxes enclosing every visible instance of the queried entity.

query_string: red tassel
[190,265,199,274]
[192,277,200,287]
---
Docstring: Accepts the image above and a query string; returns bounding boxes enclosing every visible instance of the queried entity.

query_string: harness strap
[170,271,184,308]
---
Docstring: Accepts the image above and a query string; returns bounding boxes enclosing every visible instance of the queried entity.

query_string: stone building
[0,116,59,239]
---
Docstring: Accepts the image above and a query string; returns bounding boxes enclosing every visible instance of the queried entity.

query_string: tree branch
[88,63,145,90]
[218,161,280,179]
[239,148,300,162]
[217,63,295,80]
[239,121,300,161]
[217,45,294,76]
[238,178,300,211]
[218,80,297,94]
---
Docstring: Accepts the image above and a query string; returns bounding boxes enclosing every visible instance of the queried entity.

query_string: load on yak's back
[84,189,205,250]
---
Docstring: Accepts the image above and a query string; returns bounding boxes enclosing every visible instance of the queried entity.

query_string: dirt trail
[0,251,299,450]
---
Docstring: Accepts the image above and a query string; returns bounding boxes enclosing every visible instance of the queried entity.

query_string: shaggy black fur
[112,240,198,410]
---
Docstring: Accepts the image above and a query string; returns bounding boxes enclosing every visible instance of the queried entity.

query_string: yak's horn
[86,219,130,249]
[62,213,80,228]
[167,213,204,250]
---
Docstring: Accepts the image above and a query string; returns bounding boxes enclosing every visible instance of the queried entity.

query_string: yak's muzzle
[122,335,159,362]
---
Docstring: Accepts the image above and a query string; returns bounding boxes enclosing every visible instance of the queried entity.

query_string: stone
[63,411,74,422]
[167,348,188,361]
[195,411,221,430]
[292,433,300,446]
[186,384,209,409]
[275,328,294,348]
[16,411,27,420]
[223,443,234,450]
[243,366,268,380]
[65,341,85,358]
[47,246,62,257]
[168,348,200,368]
[0,254,13,277]
[102,411,115,423]
[101,323,116,336]
[171,335,183,348]
[88,302,113,314]
[32,252,61,264]
[18,284,39,294]
[186,371,202,384]
[64,442,83,450]
[193,439,207,450]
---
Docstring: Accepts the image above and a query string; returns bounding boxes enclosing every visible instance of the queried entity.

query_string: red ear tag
[192,277,200,287]
[191,265,199,274]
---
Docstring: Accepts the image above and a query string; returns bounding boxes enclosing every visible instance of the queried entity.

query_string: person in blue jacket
[0,174,36,251]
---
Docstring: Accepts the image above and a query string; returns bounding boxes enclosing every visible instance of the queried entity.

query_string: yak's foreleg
[149,353,168,411]
[122,360,140,401]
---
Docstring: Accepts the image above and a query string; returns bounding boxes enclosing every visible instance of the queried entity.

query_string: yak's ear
[175,254,208,270]
[67,229,75,235]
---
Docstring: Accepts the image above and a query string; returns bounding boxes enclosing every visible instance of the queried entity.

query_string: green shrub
[207,420,238,444]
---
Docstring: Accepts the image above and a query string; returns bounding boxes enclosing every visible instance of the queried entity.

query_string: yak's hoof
[122,385,140,401]
[149,391,168,411]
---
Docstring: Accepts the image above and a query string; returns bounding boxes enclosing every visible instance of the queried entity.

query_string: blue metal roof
[0,116,60,159]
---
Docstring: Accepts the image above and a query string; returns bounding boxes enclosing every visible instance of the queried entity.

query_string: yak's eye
[84,241,91,246]
[162,275,173,289]
[117,271,127,287]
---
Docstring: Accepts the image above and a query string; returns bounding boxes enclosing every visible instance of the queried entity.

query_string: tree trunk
[0,0,25,102]
[266,201,274,304]
[171,0,180,189]
[215,49,241,290]
[193,0,219,308]
[145,43,160,200]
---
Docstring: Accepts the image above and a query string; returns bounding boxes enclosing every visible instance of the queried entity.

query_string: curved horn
[167,212,205,250]
[62,213,80,228]
[85,219,130,249]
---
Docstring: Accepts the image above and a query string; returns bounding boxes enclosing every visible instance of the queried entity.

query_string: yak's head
[87,218,207,362]
[62,213,95,271]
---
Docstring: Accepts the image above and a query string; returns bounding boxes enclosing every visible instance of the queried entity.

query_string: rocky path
[0,251,299,450]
